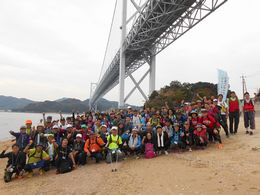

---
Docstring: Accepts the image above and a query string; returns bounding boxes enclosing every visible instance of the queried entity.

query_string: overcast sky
[0,0,260,106]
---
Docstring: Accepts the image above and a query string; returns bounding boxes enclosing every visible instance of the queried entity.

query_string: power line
[98,0,118,82]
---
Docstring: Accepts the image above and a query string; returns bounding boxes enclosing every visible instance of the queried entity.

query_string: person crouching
[170,123,185,152]
[84,132,105,163]
[0,144,26,182]
[128,127,142,158]
[153,125,169,155]
[181,121,193,152]
[105,126,123,163]
[72,134,86,165]
[201,109,223,148]
[193,124,208,149]
[23,140,50,177]
[55,138,76,174]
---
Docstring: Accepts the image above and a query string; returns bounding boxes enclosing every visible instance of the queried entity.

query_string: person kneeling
[0,144,26,182]
[23,140,50,177]
[84,132,105,163]
[56,138,76,174]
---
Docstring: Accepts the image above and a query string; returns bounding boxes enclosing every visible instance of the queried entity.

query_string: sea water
[0,112,70,140]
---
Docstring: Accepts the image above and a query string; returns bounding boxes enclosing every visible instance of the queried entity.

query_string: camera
[6,166,14,173]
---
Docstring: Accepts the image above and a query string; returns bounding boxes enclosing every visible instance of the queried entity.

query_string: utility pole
[241,75,247,97]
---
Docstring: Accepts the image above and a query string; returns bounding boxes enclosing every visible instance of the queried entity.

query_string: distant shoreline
[0,111,72,114]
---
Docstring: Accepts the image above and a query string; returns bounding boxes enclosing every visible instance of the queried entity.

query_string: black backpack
[58,159,72,174]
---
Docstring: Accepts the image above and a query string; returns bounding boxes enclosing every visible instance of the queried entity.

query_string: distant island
[0,96,137,113]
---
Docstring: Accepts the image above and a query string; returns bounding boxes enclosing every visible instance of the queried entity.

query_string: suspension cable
[98,0,118,82]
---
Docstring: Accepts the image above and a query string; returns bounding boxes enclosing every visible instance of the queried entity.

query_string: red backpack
[145,143,155,159]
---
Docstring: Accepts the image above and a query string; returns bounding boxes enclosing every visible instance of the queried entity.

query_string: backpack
[108,134,120,145]
[58,159,72,174]
[145,143,155,159]
[87,137,102,150]
[28,149,43,163]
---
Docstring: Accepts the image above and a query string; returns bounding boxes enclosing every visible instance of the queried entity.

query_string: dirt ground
[0,107,260,195]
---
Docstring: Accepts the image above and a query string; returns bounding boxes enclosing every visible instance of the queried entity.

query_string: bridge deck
[91,0,227,106]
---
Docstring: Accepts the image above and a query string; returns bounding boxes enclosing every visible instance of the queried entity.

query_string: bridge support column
[119,0,127,109]
[149,54,156,95]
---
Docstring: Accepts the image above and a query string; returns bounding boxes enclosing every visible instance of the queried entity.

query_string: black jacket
[0,150,26,168]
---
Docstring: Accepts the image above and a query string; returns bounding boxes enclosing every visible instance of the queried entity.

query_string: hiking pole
[114,149,119,172]
[109,151,114,172]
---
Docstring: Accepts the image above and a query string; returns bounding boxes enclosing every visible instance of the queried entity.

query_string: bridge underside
[90,0,227,108]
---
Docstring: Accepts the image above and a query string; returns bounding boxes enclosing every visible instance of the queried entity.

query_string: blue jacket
[170,130,183,145]
[128,135,141,149]
[10,132,29,149]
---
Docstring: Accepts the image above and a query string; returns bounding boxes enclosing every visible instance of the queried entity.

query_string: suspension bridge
[89,0,227,109]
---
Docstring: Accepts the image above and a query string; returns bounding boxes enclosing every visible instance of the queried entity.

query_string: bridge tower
[119,0,155,108]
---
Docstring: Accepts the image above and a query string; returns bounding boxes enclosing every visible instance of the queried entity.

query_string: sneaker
[39,169,45,175]
[246,131,249,134]
[158,151,162,155]
[189,148,192,152]
[217,144,223,149]
[249,131,253,135]
[164,151,169,155]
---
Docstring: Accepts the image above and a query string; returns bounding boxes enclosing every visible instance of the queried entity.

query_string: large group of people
[0,91,256,182]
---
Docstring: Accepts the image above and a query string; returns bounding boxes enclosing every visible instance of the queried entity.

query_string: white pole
[149,54,156,95]
[119,0,127,108]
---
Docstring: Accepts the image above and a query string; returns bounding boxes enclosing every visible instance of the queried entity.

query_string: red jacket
[243,100,254,112]
[194,128,208,141]
[190,117,203,129]
[229,98,239,112]
[202,115,220,129]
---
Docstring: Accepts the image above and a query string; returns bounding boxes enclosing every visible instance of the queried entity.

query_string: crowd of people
[0,91,256,182]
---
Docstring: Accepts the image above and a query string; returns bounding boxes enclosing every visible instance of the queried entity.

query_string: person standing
[9,126,30,150]
[243,92,255,135]
[217,95,229,137]
[227,91,241,134]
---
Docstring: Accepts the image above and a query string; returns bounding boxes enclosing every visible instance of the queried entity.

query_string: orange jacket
[84,136,105,153]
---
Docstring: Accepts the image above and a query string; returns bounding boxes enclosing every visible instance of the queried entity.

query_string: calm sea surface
[0,112,70,140]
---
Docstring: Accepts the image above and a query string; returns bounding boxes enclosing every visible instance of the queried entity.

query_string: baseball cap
[52,125,59,129]
[20,125,26,129]
[76,134,82,138]
[25,120,32,124]
[111,126,118,131]
[66,124,73,128]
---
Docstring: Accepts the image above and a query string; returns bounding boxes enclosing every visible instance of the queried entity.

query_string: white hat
[66,124,73,128]
[101,124,107,128]
[76,134,82,138]
[132,127,138,132]
[37,123,44,127]
[127,106,132,109]
[52,125,59,129]
[213,99,218,102]
[111,126,118,131]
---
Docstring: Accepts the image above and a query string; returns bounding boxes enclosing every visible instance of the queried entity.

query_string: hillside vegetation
[145,81,218,109]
